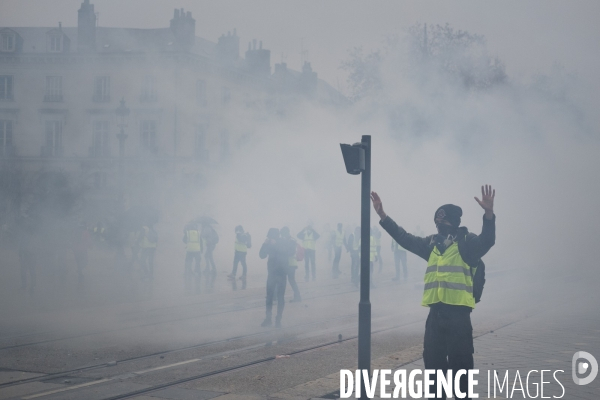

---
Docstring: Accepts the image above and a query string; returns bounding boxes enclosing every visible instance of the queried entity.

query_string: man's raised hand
[474,185,495,219]
[371,191,387,220]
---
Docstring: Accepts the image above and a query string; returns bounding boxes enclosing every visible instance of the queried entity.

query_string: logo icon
[572,351,598,385]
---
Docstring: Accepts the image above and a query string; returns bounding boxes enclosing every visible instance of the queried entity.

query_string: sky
[1,0,599,96]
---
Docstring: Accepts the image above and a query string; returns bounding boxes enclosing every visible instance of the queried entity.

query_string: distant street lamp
[340,135,371,400]
[115,97,130,201]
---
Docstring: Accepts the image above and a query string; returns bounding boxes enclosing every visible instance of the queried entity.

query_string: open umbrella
[195,216,218,225]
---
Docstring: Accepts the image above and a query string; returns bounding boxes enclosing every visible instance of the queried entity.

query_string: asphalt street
[0,253,598,400]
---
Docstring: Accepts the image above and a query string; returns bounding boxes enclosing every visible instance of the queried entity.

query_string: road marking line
[22,378,112,399]
[133,358,201,374]
[21,359,202,399]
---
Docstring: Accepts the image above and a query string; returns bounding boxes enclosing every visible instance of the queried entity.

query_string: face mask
[436,223,456,237]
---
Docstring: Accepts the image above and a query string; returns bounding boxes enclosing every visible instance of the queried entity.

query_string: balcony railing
[140,93,157,103]
[44,94,63,102]
[41,145,64,157]
[0,144,16,157]
[89,145,111,158]
[92,94,110,103]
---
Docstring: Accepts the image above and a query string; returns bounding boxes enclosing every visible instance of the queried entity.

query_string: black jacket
[259,238,296,272]
[380,214,495,266]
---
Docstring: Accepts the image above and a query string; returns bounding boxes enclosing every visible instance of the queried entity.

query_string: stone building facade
[0,0,345,194]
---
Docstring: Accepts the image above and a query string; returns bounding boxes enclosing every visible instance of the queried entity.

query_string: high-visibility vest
[235,236,247,252]
[422,242,475,309]
[359,236,378,262]
[288,238,298,267]
[353,235,360,251]
[93,226,105,241]
[374,235,381,247]
[140,226,157,249]
[303,231,315,250]
[391,240,406,252]
[370,236,377,262]
[334,230,343,248]
[186,229,201,252]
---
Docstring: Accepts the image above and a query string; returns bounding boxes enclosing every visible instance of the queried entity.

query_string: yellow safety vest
[235,236,247,252]
[186,229,201,252]
[359,236,377,262]
[353,235,360,251]
[391,240,406,252]
[288,238,298,267]
[422,242,475,309]
[94,227,105,241]
[140,226,157,249]
[370,236,377,262]
[334,230,343,248]
[303,231,315,250]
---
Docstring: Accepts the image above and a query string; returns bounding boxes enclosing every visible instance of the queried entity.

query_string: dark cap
[267,228,280,240]
[434,204,462,228]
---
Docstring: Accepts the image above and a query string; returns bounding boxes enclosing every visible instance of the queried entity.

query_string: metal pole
[358,135,371,400]
[117,129,127,205]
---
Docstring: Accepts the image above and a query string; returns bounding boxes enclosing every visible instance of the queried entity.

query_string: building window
[91,121,110,157]
[93,76,110,102]
[0,75,14,101]
[195,125,208,159]
[1,32,16,52]
[140,75,157,102]
[140,120,157,153]
[221,86,231,105]
[0,120,13,156]
[48,35,62,52]
[43,121,63,157]
[44,76,63,102]
[220,129,229,160]
[196,80,207,106]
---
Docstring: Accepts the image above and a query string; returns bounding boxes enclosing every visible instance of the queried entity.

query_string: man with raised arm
[371,185,496,400]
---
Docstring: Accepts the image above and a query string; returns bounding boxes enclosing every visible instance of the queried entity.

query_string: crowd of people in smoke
[8,208,415,326]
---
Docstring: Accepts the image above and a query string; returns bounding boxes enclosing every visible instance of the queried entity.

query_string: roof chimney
[77,0,96,52]
[170,7,195,50]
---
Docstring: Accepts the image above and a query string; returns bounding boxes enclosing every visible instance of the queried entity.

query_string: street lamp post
[115,97,130,202]
[340,135,371,400]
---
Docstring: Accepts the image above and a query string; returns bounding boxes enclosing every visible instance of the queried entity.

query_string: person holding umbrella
[198,216,219,290]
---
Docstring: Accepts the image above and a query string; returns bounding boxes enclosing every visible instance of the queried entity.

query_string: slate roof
[1,26,215,57]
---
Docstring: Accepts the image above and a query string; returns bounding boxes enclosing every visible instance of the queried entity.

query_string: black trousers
[232,251,247,277]
[423,304,474,400]
[332,246,342,277]
[266,269,287,322]
[394,250,407,279]
[185,251,202,292]
[287,266,301,300]
[140,248,155,281]
[205,245,216,272]
[304,249,316,280]
[350,251,359,284]
[19,249,36,293]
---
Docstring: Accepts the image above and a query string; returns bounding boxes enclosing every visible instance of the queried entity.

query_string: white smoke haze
[194,27,600,280]
[0,0,599,369]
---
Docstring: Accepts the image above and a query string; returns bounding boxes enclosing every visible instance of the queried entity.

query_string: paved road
[0,262,598,400]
